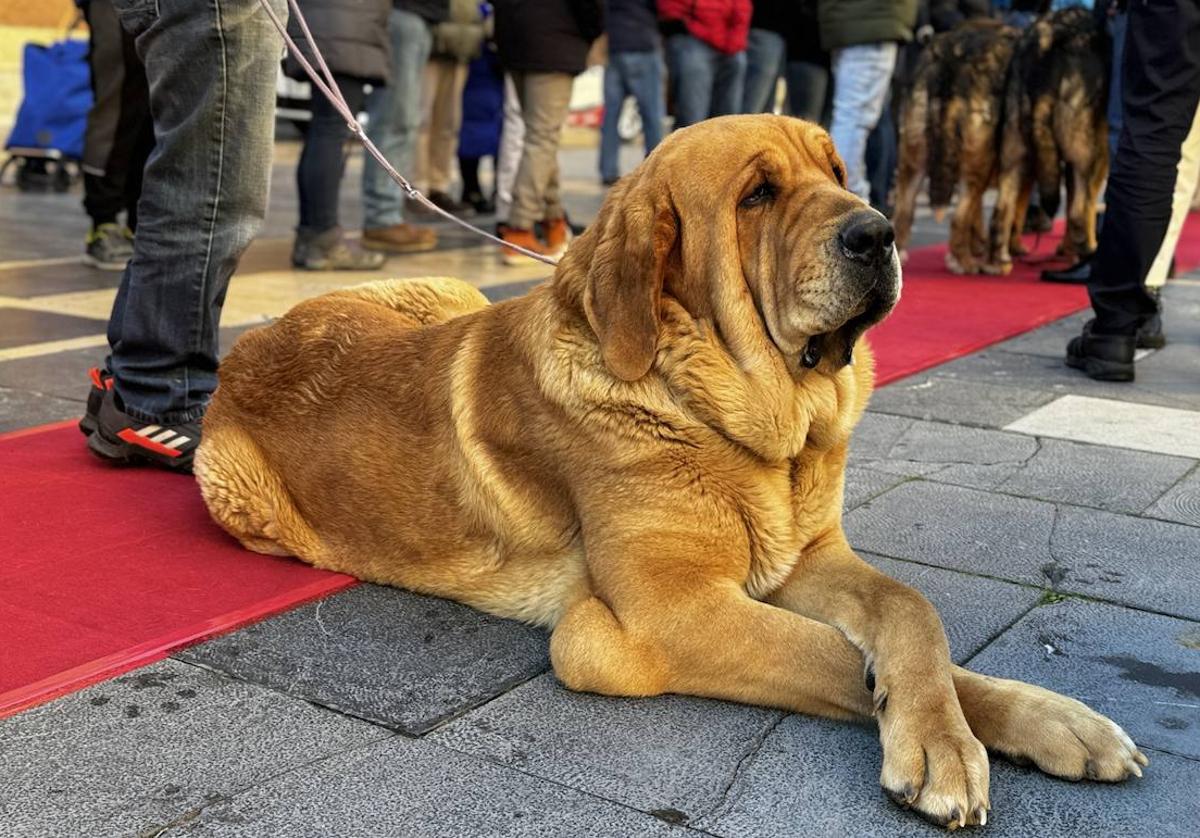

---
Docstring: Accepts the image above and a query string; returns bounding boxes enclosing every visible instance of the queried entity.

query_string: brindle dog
[893,20,1020,274]
[986,7,1110,274]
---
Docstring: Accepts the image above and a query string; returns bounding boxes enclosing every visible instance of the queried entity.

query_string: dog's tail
[928,96,961,213]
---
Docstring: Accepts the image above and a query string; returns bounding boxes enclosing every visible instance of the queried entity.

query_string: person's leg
[667,33,717,129]
[104,0,282,424]
[626,50,665,155]
[507,71,573,230]
[297,74,365,234]
[828,42,898,200]
[599,54,628,182]
[785,60,830,125]
[495,73,525,221]
[1088,0,1200,336]
[1106,9,1128,164]
[362,8,433,230]
[865,90,897,213]
[429,59,469,195]
[710,49,747,117]
[742,29,785,114]
[81,0,128,229]
[1144,86,1200,291]
[412,57,440,194]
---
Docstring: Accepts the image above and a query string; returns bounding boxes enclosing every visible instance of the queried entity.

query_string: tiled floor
[1,139,1198,837]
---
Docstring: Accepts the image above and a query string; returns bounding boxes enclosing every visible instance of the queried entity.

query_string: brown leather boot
[361,223,438,254]
[498,225,549,266]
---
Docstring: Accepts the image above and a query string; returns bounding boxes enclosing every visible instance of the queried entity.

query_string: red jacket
[657,0,751,55]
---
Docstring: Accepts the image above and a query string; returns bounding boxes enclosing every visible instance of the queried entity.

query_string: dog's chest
[737,455,838,599]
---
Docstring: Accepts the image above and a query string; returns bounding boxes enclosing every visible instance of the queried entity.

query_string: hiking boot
[1066,320,1135,382]
[292,227,385,271]
[498,225,549,266]
[87,387,201,473]
[85,223,134,271]
[543,217,573,258]
[362,223,438,254]
[79,366,113,436]
[1138,287,1166,350]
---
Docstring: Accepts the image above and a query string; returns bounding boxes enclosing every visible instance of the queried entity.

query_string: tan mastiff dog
[196,115,1146,829]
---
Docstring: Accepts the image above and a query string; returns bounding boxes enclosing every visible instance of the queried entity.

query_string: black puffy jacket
[494,0,604,75]
[285,0,392,83]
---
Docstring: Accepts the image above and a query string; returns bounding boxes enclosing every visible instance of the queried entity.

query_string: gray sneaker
[292,227,385,271]
[85,223,134,271]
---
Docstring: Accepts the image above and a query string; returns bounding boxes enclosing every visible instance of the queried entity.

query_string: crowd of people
[70,0,1198,472]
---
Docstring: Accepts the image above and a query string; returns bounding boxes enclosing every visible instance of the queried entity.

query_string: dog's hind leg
[892,87,930,263]
[195,419,324,563]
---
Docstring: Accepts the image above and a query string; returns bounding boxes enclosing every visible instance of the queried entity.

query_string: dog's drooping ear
[583,179,678,381]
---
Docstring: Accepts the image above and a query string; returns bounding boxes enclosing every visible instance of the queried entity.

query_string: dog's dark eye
[740,181,776,208]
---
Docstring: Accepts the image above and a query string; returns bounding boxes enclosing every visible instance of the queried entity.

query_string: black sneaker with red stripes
[86,387,201,473]
[79,366,113,436]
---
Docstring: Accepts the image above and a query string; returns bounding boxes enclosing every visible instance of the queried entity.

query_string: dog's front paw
[984,680,1148,782]
[879,689,990,829]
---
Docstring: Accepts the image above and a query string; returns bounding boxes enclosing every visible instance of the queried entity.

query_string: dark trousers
[297,73,368,234]
[81,0,153,230]
[1089,0,1200,335]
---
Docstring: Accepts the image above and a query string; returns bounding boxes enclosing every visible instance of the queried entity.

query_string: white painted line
[0,256,85,272]
[1004,395,1200,459]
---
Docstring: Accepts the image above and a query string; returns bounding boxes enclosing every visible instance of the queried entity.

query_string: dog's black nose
[838,212,895,265]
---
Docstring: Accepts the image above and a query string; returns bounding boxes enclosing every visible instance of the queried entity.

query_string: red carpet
[2,213,1198,718]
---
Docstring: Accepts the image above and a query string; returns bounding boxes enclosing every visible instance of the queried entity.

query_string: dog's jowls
[196,115,1145,829]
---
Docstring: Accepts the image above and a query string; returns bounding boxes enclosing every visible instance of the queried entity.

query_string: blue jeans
[362,8,432,229]
[829,42,898,200]
[105,0,282,423]
[666,33,746,128]
[742,28,786,114]
[786,60,830,124]
[599,50,665,182]
[298,73,367,234]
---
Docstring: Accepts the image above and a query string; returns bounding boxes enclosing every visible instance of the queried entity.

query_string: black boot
[1066,320,1135,381]
[1042,254,1093,284]
[1137,287,1166,350]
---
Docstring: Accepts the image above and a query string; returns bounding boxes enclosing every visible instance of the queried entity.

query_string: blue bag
[5,38,92,160]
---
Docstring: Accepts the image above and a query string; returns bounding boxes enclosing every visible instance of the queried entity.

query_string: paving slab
[0,324,264,403]
[0,307,107,349]
[850,419,1037,487]
[992,438,1195,515]
[1146,465,1200,527]
[0,659,387,838]
[862,554,1039,663]
[1005,395,1200,460]
[849,411,915,458]
[0,261,126,298]
[922,348,1200,412]
[868,375,1058,429]
[430,673,783,825]
[171,735,692,838]
[966,598,1200,760]
[0,386,83,433]
[845,481,1200,620]
[697,712,1200,838]
[177,583,550,734]
[843,466,907,511]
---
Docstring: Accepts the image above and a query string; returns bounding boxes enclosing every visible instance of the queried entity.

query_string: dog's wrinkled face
[726,119,902,371]
[575,115,901,381]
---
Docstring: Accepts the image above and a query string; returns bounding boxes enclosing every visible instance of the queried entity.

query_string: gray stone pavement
[2,143,1199,837]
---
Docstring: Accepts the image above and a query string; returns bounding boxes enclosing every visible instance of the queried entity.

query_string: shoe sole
[1065,354,1134,382]
[1136,335,1167,350]
[361,239,438,254]
[84,255,129,272]
[87,426,195,473]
